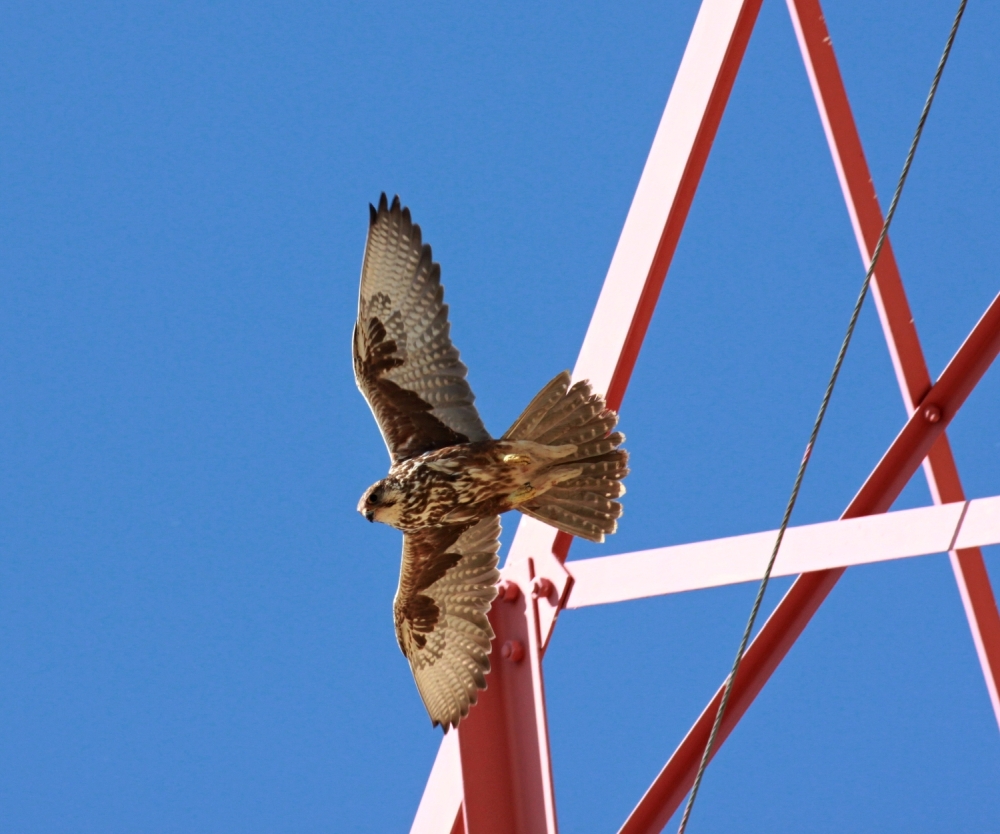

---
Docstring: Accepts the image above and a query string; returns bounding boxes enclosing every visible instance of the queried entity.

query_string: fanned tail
[503,372,628,543]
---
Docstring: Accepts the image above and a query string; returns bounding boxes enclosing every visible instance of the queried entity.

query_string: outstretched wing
[354,194,489,463]
[394,516,501,731]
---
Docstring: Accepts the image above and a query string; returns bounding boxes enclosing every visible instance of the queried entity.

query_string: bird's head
[358,478,404,526]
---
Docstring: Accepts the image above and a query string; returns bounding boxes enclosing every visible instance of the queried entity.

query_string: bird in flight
[354,194,628,730]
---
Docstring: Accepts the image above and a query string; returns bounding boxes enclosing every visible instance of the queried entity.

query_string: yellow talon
[508,484,537,505]
[503,453,532,466]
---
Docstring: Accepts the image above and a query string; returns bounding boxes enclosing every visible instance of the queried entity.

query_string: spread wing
[394,515,501,731]
[354,194,490,463]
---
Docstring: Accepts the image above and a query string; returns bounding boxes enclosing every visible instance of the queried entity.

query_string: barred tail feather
[502,373,570,441]
[504,372,629,543]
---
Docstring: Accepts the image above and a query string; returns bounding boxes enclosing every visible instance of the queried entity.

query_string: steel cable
[676,2,969,831]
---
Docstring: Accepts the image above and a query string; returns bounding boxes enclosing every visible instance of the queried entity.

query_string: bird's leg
[508,464,586,508]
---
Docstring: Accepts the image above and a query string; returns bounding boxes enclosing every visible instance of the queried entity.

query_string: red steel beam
[518,0,766,570]
[850,297,1000,512]
[457,557,558,834]
[619,291,1000,834]
[788,0,1000,726]
[575,0,765,413]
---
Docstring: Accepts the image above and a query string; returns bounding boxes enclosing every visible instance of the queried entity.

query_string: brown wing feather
[394,516,501,731]
[354,194,489,462]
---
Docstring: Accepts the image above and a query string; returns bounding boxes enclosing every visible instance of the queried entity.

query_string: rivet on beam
[532,577,556,601]
[922,403,941,423]
[497,580,520,603]
[501,640,524,663]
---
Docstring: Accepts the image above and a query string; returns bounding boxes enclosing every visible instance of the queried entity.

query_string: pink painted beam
[571,0,765,406]
[508,0,766,577]
[788,0,1000,728]
[619,290,1000,834]
[567,495,1000,606]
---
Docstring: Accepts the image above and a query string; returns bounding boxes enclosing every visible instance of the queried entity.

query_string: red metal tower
[410,2,1000,831]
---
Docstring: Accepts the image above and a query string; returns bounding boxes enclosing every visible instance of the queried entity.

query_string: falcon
[354,194,628,730]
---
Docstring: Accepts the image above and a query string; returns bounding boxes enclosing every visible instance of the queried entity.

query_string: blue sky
[1,1,998,832]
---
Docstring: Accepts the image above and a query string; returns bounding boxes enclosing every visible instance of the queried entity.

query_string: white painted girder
[565,496,1000,608]
[410,734,462,834]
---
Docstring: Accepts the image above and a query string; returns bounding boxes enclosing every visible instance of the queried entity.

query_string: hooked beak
[365,510,375,523]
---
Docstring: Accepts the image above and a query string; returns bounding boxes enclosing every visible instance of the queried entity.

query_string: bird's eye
[367,493,379,505]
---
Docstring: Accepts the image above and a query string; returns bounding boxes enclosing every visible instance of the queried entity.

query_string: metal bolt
[532,577,556,601]
[922,404,941,423]
[501,640,525,663]
[497,580,520,603]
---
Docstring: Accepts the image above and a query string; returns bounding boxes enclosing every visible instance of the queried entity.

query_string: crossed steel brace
[411,2,1000,832]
